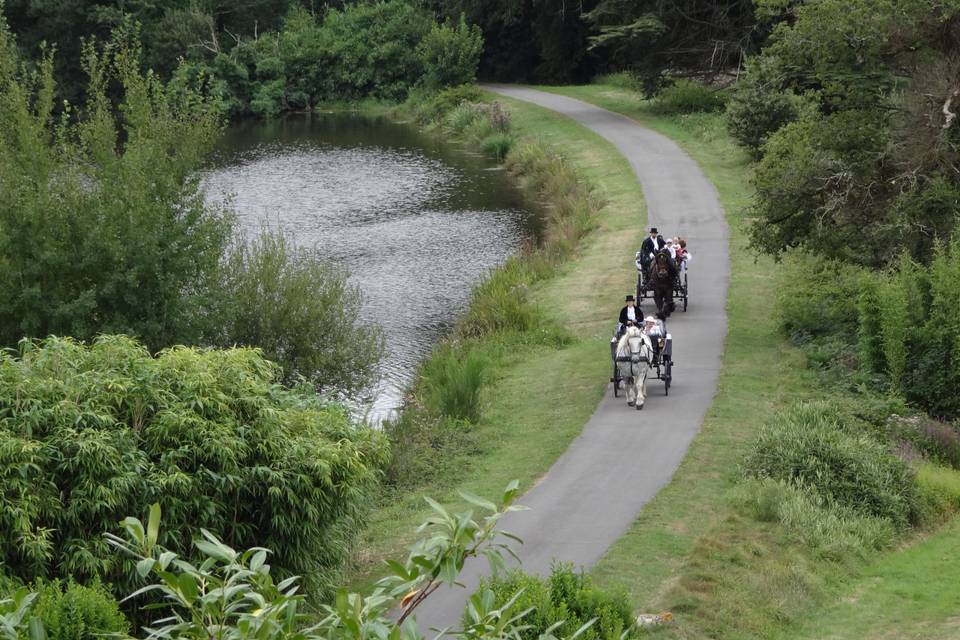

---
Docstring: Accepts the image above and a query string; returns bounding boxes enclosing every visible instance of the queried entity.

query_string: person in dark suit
[619,295,640,326]
[639,227,666,271]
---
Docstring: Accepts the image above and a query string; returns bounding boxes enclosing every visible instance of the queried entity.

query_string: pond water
[201,113,535,422]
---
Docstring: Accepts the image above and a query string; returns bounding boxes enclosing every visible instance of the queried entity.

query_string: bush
[480,564,635,640]
[0,336,388,599]
[724,56,815,156]
[742,401,921,527]
[409,84,484,123]
[737,479,896,558]
[417,15,483,91]
[480,133,514,160]
[25,580,128,640]
[0,30,229,352]
[916,463,960,521]
[445,101,486,133]
[651,79,727,114]
[776,253,864,344]
[216,230,384,394]
[420,343,487,423]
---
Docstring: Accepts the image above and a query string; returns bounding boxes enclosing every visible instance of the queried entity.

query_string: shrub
[887,415,960,469]
[445,101,486,133]
[737,479,896,559]
[916,463,960,521]
[776,253,864,344]
[742,401,921,527]
[480,133,514,160]
[480,564,635,640]
[216,230,384,394]
[651,78,727,114]
[25,580,128,640]
[0,30,229,352]
[416,15,484,91]
[409,84,485,124]
[0,336,388,599]
[725,56,815,156]
[420,343,487,423]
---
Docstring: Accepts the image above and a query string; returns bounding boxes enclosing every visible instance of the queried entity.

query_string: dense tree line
[728,0,960,267]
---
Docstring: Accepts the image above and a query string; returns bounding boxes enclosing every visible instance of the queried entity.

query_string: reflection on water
[202,113,535,422]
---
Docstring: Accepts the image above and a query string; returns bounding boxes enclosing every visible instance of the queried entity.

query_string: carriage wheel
[683,274,689,312]
[664,359,672,395]
[612,363,621,397]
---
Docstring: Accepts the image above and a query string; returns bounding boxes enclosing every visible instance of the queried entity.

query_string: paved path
[415,86,730,631]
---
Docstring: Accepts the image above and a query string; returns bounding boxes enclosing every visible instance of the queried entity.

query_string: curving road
[415,86,729,632]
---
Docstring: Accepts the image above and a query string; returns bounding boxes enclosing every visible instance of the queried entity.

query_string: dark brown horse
[647,250,678,317]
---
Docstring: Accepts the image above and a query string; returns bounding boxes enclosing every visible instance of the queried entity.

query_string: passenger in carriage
[643,315,665,339]
[675,237,691,274]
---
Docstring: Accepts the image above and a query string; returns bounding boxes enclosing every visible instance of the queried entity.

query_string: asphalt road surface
[414,86,730,632]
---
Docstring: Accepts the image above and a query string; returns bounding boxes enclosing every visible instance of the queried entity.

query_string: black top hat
[650,227,658,234]
[625,295,635,301]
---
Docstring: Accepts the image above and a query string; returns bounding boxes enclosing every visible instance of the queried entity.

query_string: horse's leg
[636,366,647,409]
[626,376,636,405]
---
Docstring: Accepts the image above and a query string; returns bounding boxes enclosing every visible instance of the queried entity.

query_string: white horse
[615,325,653,410]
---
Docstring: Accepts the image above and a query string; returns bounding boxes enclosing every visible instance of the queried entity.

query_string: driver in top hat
[619,294,639,326]
[639,227,667,271]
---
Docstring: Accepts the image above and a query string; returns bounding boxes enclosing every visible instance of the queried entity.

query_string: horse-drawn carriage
[609,322,673,408]
[635,250,688,314]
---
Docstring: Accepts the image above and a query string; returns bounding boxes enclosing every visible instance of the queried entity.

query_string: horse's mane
[617,326,647,356]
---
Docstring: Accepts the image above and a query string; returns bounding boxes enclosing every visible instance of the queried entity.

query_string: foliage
[408,84,484,124]
[916,463,960,520]
[481,564,635,640]
[417,16,483,91]
[0,25,229,351]
[216,230,384,394]
[724,56,814,157]
[585,0,758,87]
[737,479,896,559]
[742,401,921,527]
[23,580,128,640]
[420,343,487,423]
[86,484,589,640]
[650,79,727,115]
[0,336,387,600]
[742,0,960,267]
[775,253,864,344]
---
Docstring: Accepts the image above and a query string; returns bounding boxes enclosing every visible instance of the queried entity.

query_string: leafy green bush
[651,78,727,114]
[480,133,514,160]
[776,253,864,344]
[738,479,896,559]
[0,28,228,352]
[409,84,485,124]
[420,343,487,423]
[0,336,387,598]
[445,102,486,133]
[724,56,814,157]
[24,580,128,640]
[417,16,483,91]
[480,564,635,640]
[216,230,383,394]
[743,401,921,527]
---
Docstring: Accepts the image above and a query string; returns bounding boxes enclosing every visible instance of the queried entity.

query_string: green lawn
[779,516,960,640]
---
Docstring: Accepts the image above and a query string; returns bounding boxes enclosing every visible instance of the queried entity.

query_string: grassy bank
[347,88,647,588]
[539,83,960,638]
